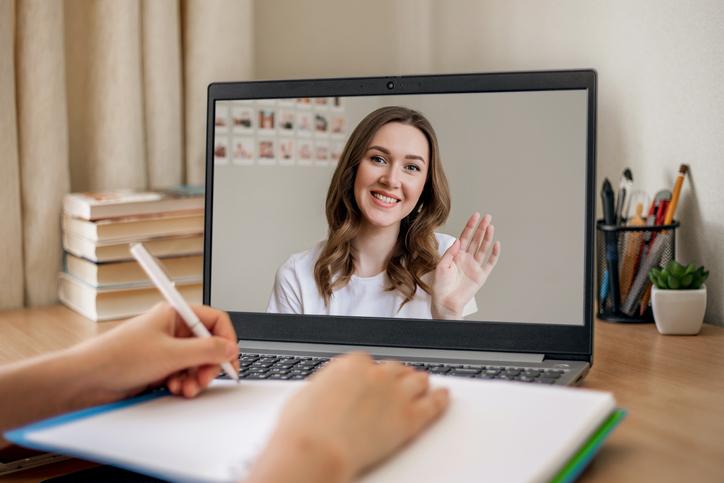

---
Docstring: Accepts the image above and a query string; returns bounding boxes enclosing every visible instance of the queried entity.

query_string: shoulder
[277,241,324,279]
[270,244,324,314]
[434,232,456,255]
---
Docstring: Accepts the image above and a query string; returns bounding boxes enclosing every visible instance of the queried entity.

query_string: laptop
[204,70,596,386]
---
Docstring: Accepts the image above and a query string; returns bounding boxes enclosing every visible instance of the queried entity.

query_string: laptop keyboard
[220,353,567,384]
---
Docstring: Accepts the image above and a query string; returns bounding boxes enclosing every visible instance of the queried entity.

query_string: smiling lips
[370,190,401,207]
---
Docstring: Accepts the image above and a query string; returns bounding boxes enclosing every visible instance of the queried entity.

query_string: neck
[353,222,400,277]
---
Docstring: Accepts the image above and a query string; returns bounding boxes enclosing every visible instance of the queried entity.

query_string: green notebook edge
[551,408,627,483]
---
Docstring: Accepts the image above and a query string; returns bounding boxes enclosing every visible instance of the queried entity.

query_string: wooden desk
[1,305,723,482]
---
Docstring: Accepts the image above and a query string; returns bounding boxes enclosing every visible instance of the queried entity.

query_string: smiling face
[353,122,430,231]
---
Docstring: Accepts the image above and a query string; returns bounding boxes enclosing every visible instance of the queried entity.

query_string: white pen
[130,242,239,382]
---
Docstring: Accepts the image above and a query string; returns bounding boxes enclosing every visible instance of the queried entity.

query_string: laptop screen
[205,72,596,355]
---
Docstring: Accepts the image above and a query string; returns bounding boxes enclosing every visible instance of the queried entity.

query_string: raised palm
[432,213,500,319]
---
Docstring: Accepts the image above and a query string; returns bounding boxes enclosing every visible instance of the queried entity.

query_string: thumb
[439,239,460,268]
[167,336,237,371]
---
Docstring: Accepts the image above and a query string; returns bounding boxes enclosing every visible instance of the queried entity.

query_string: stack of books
[59,187,205,321]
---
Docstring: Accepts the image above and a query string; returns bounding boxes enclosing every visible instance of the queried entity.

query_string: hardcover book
[58,273,202,321]
[61,211,204,243]
[63,186,204,221]
[64,254,202,287]
[62,233,204,263]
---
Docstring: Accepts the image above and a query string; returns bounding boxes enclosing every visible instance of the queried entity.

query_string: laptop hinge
[238,340,545,364]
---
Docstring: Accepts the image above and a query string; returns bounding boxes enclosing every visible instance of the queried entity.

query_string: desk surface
[1,305,723,483]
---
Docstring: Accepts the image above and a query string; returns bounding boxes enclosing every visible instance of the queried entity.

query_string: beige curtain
[0,0,253,309]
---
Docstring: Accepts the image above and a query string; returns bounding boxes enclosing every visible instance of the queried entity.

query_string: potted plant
[649,261,709,335]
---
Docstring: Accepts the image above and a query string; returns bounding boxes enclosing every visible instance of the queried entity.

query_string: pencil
[639,283,652,316]
[640,164,688,316]
[664,164,688,225]
[620,203,645,301]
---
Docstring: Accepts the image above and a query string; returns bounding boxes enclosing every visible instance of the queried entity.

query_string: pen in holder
[596,220,679,323]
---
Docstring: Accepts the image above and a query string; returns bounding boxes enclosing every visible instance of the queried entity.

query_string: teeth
[372,192,399,204]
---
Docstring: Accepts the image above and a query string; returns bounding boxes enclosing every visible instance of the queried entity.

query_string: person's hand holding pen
[0,303,240,432]
[71,302,240,404]
[431,212,501,320]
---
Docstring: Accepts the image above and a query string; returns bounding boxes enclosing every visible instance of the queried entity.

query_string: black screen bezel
[203,70,596,362]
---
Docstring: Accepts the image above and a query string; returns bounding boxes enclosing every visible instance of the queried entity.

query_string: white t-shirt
[266,233,478,319]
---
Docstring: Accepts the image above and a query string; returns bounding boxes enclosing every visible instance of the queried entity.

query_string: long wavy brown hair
[313,106,451,309]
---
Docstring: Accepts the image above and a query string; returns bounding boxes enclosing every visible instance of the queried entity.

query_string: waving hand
[431,213,501,320]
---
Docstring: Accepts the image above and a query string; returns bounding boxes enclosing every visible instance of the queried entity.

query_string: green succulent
[649,260,709,290]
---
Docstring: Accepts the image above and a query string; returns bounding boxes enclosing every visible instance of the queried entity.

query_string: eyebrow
[367,145,427,164]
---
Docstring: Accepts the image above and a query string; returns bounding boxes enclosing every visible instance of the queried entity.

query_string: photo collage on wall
[213,97,348,168]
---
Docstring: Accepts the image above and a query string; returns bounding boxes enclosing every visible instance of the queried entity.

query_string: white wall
[253,0,724,325]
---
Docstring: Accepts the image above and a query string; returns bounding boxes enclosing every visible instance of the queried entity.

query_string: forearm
[0,345,106,433]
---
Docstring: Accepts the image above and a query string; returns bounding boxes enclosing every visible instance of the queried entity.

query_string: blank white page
[15,377,615,483]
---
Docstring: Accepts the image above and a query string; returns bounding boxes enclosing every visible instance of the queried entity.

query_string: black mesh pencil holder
[596,220,679,323]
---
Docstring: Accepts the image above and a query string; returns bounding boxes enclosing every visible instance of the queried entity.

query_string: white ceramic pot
[651,285,707,335]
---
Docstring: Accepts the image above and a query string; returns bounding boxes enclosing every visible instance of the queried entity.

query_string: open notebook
[5,377,623,483]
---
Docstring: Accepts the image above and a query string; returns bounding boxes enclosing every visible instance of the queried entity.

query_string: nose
[379,165,401,188]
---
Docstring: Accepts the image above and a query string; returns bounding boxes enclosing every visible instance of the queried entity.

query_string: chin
[361,208,411,229]
[369,220,398,229]
[364,216,397,228]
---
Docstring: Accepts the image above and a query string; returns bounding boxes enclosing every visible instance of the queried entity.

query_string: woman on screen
[267,106,500,320]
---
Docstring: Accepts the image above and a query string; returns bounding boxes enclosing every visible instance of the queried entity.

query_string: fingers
[186,306,238,345]
[166,363,221,398]
[462,213,498,268]
[145,302,179,330]
[310,351,372,381]
[409,388,450,435]
[166,370,202,398]
[377,360,414,380]
[398,370,430,399]
[168,335,238,373]
[458,213,495,258]
[468,214,490,257]
[483,241,501,273]
[167,373,183,395]
[377,360,434,401]
[343,351,374,363]
[196,364,223,388]
[457,212,481,251]
[160,306,239,398]
[335,351,374,370]
[179,369,202,398]
[473,219,494,263]
[331,354,410,377]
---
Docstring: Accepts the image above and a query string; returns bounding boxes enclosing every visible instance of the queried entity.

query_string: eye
[405,163,421,172]
[370,155,386,165]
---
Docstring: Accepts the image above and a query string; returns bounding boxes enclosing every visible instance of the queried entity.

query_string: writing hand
[432,213,501,320]
[0,303,239,432]
[78,303,239,404]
